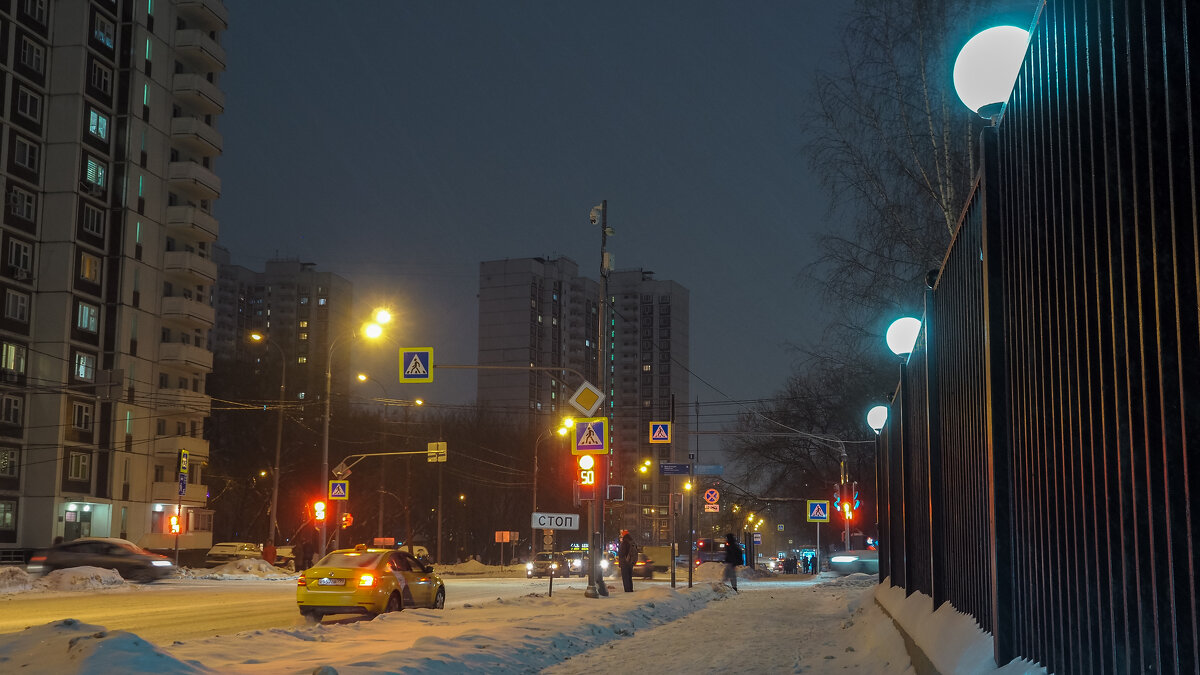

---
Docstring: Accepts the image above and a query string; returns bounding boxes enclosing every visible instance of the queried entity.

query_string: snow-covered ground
[0,562,1047,674]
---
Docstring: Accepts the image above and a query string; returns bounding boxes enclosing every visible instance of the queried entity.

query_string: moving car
[297,545,445,619]
[526,551,568,578]
[560,550,588,577]
[27,537,175,582]
[205,542,263,566]
[630,552,654,579]
[828,549,880,576]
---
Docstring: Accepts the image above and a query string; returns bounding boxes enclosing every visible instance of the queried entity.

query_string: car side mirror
[423,564,434,574]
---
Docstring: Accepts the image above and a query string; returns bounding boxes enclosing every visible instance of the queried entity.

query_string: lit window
[80,252,101,283]
[68,449,91,479]
[88,109,109,140]
[15,87,41,122]
[297,356,307,364]
[85,157,107,187]
[318,298,327,306]
[1,342,27,374]
[0,447,17,475]
[0,500,14,530]
[93,14,114,47]
[4,291,29,322]
[77,302,99,332]
[299,321,308,328]
[299,332,308,341]
[75,352,96,381]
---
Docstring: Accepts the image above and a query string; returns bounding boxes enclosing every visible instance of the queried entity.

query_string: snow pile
[35,567,128,592]
[0,565,33,593]
[196,558,296,580]
[436,559,491,575]
[0,619,212,674]
[877,580,1046,674]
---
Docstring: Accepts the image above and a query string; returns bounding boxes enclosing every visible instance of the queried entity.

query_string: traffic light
[852,482,860,511]
[578,454,596,486]
[169,514,181,534]
[833,485,841,512]
[313,501,327,522]
[341,512,353,529]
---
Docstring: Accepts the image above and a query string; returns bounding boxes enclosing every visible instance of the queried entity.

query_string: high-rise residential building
[0,0,229,561]
[477,258,689,546]
[211,253,355,406]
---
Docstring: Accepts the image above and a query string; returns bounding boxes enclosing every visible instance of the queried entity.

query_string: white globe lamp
[953,26,1030,119]
[886,317,923,357]
[866,405,889,434]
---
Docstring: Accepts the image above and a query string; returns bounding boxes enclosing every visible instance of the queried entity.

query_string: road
[0,576,558,645]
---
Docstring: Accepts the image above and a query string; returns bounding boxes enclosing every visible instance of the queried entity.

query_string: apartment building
[0,0,228,560]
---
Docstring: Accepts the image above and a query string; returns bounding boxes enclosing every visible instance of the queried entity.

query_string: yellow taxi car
[297,545,445,619]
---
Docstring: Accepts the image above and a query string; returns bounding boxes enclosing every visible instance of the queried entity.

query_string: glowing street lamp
[867,405,889,434]
[249,332,286,548]
[953,26,1030,121]
[886,317,923,357]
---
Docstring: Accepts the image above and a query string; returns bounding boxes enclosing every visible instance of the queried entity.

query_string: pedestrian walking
[723,533,742,591]
[618,531,636,592]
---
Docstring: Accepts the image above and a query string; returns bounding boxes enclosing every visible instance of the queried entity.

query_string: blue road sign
[659,462,690,475]
[649,422,671,444]
[807,500,830,522]
[573,417,609,455]
[694,464,724,475]
[399,348,433,383]
[329,480,350,501]
[178,472,187,496]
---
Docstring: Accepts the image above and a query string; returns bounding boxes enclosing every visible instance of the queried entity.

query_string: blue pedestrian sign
[329,480,350,501]
[399,348,433,383]
[573,417,609,455]
[807,500,830,522]
[649,422,671,444]
[659,462,690,475]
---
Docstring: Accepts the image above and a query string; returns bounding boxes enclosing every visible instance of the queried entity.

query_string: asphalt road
[0,576,549,645]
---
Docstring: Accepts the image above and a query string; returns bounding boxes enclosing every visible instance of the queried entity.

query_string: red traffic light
[341,512,353,529]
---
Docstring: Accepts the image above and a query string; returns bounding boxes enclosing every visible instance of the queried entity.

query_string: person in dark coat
[618,531,636,592]
[723,533,742,591]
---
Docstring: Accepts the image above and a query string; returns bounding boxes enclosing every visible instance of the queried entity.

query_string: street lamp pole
[319,334,344,558]
[251,334,286,549]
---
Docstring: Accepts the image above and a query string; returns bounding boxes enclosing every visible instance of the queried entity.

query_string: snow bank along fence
[876,2,1199,673]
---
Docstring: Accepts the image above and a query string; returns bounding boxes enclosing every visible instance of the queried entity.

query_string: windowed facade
[80,252,101,282]
[0,447,17,476]
[88,109,109,141]
[14,137,39,171]
[82,204,105,236]
[74,353,96,381]
[16,87,41,122]
[76,302,99,332]
[68,451,91,480]
[72,402,93,430]
[1,397,20,425]
[19,38,44,73]
[4,291,28,322]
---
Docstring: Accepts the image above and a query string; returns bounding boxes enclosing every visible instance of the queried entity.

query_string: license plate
[317,578,345,586]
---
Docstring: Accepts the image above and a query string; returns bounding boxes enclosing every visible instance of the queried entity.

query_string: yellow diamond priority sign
[568,381,605,416]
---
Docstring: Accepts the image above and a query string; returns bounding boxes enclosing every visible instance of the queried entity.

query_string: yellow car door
[396,552,434,607]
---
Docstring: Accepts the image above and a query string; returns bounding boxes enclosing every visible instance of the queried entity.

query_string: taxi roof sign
[568,381,605,417]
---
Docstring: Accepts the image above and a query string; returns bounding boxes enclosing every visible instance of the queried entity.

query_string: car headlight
[831,555,859,563]
[151,560,173,567]
[526,562,533,570]
[600,559,609,570]
[571,560,580,568]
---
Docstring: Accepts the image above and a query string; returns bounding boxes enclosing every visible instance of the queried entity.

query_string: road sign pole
[816,522,820,574]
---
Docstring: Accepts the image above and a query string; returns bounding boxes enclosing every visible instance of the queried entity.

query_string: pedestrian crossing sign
[649,422,671,444]
[807,499,830,522]
[329,480,350,501]
[399,348,433,383]
[572,417,609,455]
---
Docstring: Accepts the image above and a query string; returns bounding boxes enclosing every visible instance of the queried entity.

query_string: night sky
[215,2,851,422]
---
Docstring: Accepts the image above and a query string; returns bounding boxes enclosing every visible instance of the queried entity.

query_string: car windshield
[317,553,383,568]
[535,553,557,562]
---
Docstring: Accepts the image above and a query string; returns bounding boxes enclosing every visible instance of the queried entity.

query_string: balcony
[161,295,215,327]
[164,250,217,282]
[174,29,226,72]
[175,0,228,31]
[170,117,222,156]
[151,480,209,504]
[155,387,209,413]
[168,161,220,201]
[159,342,213,370]
[172,74,224,115]
[166,205,219,239]
[154,435,209,461]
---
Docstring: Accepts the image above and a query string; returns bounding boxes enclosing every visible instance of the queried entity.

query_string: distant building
[1,1,229,560]
[477,259,689,545]
[211,252,355,405]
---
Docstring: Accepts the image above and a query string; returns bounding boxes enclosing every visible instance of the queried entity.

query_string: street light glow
[867,405,889,433]
[886,317,922,356]
[362,322,383,339]
[953,26,1030,115]
[374,308,393,325]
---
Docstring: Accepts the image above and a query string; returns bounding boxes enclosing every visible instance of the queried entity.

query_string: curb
[874,594,940,675]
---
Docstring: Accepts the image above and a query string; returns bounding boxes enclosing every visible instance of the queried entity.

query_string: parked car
[205,542,263,566]
[526,552,568,578]
[274,546,295,569]
[828,549,880,576]
[560,550,588,577]
[27,537,175,582]
[297,545,445,619]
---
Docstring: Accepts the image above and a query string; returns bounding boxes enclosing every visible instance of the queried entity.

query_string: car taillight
[359,574,376,587]
[30,555,45,563]
[297,574,306,586]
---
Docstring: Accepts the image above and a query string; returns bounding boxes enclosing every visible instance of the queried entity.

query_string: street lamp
[866,405,889,434]
[952,25,1030,121]
[532,419,572,553]
[885,317,922,357]
[249,332,285,549]
[319,309,391,557]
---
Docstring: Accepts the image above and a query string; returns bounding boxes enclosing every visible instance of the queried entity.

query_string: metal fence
[877,1,1199,672]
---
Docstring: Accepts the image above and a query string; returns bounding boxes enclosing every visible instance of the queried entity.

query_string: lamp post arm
[434,363,591,388]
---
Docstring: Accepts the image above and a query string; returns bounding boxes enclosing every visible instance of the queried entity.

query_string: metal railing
[878,1,1199,672]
